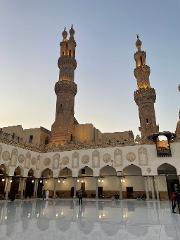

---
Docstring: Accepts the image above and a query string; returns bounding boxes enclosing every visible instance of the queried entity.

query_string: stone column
[73,177,77,198]
[53,179,57,199]
[148,176,155,199]
[5,177,12,200]
[20,178,26,200]
[119,177,123,200]
[95,177,98,199]
[33,179,38,198]
[154,176,159,200]
[144,176,149,200]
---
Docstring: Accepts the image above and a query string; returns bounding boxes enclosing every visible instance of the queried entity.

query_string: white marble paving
[0,199,180,239]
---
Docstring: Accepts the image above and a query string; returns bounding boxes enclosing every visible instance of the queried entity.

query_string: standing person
[42,188,46,200]
[176,191,180,213]
[78,190,83,205]
[171,191,177,213]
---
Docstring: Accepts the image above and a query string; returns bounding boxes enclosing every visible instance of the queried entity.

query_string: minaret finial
[69,24,75,37]
[136,34,142,51]
[62,27,67,41]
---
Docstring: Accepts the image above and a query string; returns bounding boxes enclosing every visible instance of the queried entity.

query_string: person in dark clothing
[171,191,177,213]
[78,190,83,205]
[42,189,46,200]
[176,192,180,213]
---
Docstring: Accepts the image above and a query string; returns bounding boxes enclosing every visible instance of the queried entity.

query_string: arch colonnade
[0,163,178,201]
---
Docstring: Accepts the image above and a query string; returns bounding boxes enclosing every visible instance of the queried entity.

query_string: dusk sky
[0,0,180,137]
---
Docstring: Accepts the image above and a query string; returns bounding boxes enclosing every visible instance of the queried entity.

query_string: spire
[69,25,75,41]
[62,27,68,41]
[134,36,150,89]
[136,34,142,51]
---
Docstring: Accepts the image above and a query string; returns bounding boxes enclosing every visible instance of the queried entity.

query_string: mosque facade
[0,26,180,200]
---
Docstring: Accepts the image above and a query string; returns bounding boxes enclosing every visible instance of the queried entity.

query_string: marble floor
[0,199,180,240]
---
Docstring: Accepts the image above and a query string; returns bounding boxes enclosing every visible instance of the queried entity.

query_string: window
[29,135,33,144]
[146,118,149,124]
[69,50,71,56]
[82,169,85,174]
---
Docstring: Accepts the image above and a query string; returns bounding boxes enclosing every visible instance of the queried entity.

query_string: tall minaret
[51,26,77,145]
[134,36,159,143]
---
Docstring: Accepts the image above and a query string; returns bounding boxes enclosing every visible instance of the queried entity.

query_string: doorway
[126,187,134,198]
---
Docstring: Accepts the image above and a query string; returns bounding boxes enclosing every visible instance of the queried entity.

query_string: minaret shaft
[51,26,77,145]
[134,37,159,143]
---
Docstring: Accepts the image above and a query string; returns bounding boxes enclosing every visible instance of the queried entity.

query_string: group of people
[171,191,180,213]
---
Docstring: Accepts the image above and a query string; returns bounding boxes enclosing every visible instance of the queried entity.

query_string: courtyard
[0,199,180,239]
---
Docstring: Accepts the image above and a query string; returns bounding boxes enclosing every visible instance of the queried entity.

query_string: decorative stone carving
[92,150,100,168]
[44,158,51,166]
[18,154,25,164]
[31,157,36,165]
[25,152,31,168]
[53,153,60,169]
[81,155,89,164]
[36,155,40,170]
[62,156,69,165]
[114,149,123,167]
[147,168,151,173]
[138,147,148,166]
[10,149,18,165]
[72,152,79,168]
[103,153,111,163]
[126,152,136,162]
[2,151,10,162]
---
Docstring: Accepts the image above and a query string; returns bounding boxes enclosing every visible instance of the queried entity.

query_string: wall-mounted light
[32,180,34,183]
[45,180,48,184]
[39,180,42,183]
[121,177,125,183]
[77,179,80,182]
[2,178,5,182]
[58,179,60,183]
[10,180,12,183]
[62,180,65,183]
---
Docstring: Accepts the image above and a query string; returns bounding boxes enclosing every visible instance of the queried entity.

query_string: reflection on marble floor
[0,199,180,240]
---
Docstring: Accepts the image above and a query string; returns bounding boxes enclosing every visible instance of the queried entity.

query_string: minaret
[50,26,77,145]
[134,36,159,143]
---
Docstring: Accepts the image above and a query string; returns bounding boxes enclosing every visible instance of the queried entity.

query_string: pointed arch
[28,168,34,177]
[41,168,53,178]
[157,163,177,175]
[0,164,7,176]
[100,165,116,176]
[14,166,23,176]
[78,166,93,177]
[59,167,72,177]
[123,164,142,176]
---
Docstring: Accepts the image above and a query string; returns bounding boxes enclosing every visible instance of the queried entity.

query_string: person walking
[78,190,83,205]
[171,191,177,213]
